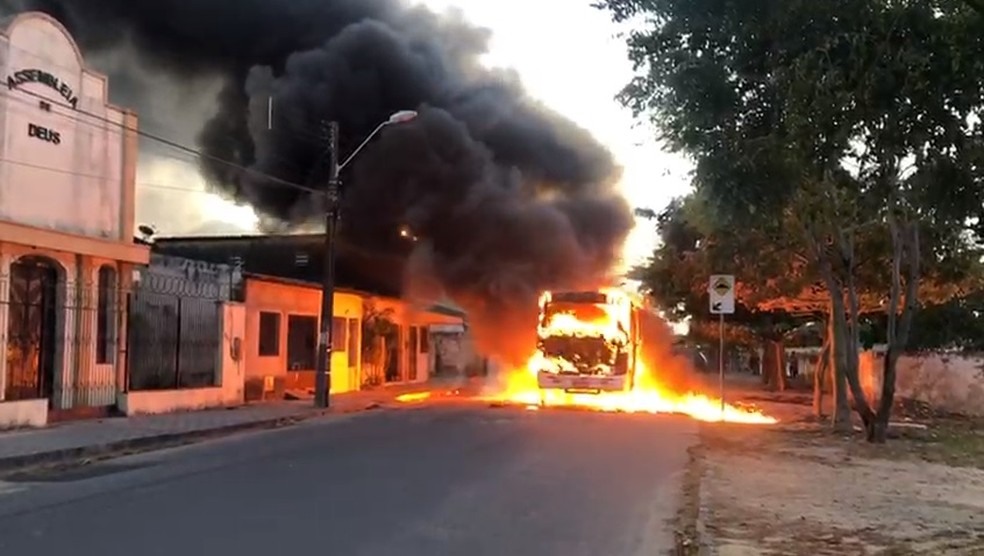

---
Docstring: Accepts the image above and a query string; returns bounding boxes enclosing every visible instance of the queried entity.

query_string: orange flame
[395,392,432,403]
[538,289,628,341]
[487,356,777,425]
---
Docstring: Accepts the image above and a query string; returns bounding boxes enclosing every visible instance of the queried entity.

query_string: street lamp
[338,110,419,171]
[314,110,419,408]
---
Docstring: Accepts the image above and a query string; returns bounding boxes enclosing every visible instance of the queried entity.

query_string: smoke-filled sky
[418,0,693,268]
[0,0,693,355]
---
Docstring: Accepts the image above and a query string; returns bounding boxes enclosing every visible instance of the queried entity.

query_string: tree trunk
[812,351,827,418]
[803,224,872,432]
[836,232,879,432]
[761,339,787,391]
[760,346,770,386]
[835,301,876,431]
[870,219,921,443]
[866,352,895,443]
[813,325,831,418]
[828,308,852,431]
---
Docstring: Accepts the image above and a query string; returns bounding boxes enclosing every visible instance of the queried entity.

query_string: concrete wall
[859,351,984,416]
[0,398,46,428]
[117,302,245,415]
[0,12,130,241]
[136,253,237,299]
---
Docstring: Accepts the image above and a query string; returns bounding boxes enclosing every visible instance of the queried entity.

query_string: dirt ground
[687,392,984,555]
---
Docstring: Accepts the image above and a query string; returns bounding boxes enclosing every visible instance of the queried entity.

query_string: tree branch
[895,223,922,350]
[964,0,984,17]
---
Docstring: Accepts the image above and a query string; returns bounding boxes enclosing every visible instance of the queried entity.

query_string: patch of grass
[904,419,984,469]
[847,417,984,470]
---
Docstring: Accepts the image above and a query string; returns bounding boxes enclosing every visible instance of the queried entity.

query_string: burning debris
[394,392,431,403]
[3,0,633,362]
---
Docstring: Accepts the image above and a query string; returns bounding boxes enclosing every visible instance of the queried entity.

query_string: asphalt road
[0,405,697,556]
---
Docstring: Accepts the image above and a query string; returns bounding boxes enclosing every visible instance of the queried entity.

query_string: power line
[0,156,253,197]
[0,82,319,195]
[2,39,330,150]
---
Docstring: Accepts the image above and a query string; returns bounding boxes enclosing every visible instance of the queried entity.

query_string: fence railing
[0,271,121,407]
[0,264,230,407]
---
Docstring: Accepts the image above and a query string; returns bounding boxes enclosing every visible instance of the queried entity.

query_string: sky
[140,0,693,269]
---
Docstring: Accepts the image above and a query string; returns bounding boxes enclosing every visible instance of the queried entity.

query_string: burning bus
[533,288,642,397]
[471,288,777,423]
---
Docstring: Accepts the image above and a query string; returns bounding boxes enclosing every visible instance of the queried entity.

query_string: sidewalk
[0,382,443,474]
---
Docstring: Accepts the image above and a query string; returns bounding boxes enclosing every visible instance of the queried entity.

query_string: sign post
[709,274,735,418]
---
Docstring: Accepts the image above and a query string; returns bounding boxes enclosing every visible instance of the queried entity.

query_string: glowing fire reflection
[488,357,778,425]
[395,392,432,403]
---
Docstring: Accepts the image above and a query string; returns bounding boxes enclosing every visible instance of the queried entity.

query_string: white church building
[0,11,148,426]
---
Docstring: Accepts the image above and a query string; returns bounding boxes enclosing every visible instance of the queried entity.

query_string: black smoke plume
[1,0,633,362]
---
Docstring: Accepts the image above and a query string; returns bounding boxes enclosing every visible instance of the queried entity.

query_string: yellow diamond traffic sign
[709,275,735,314]
[712,278,731,297]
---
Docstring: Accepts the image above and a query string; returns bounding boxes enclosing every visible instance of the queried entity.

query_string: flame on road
[395,288,776,425]
[513,288,776,424]
[395,392,432,403]
[488,358,778,425]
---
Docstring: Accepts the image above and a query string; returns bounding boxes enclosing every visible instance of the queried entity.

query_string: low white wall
[118,302,246,416]
[859,351,984,416]
[0,399,48,428]
[118,388,230,415]
[220,302,246,404]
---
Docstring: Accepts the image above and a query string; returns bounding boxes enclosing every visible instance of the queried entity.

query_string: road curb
[674,441,708,555]
[0,389,434,476]
[0,408,342,476]
[692,437,713,556]
[695,474,712,556]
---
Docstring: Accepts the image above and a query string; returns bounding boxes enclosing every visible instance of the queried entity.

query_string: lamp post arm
[338,121,388,172]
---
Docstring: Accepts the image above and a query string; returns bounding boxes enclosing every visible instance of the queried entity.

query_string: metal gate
[4,257,59,402]
[127,271,222,391]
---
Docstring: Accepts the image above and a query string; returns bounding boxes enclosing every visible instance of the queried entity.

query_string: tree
[604,0,984,441]
[635,192,818,392]
[361,301,398,388]
[890,289,984,352]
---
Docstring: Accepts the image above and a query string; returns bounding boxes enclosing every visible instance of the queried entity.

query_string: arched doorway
[5,256,62,404]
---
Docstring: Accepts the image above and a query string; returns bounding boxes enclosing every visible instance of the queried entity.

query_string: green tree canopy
[604,0,984,440]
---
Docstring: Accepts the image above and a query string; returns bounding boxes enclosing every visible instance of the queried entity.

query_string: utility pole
[719,311,725,416]
[708,274,735,419]
[314,120,340,408]
[310,111,417,408]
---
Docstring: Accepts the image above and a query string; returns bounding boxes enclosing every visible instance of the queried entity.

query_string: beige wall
[859,351,984,416]
[0,12,132,240]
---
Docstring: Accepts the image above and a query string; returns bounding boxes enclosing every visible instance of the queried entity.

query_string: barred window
[96,265,117,364]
